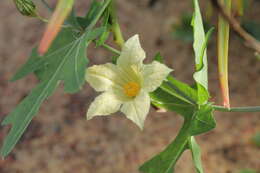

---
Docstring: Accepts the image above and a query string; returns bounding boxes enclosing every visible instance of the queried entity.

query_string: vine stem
[212,105,260,112]
[101,43,121,55]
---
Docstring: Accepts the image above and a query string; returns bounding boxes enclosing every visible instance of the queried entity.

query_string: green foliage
[189,104,215,136]
[76,0,112,46]
[139,118,192,173]
[139,1,216,172]
[0,0,111,157]
[150,79,197,117]
[139,104,215,173]
[191,0,211,105]
[1,28,104,158]
[77,0,103,29]
[3,0,259,171]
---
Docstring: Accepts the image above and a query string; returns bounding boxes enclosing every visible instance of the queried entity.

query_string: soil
[0,0,259,173]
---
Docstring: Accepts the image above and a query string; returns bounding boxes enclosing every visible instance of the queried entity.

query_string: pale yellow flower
[85,35,172,129]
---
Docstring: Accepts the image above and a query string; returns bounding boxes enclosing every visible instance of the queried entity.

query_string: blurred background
[0,0,259,172]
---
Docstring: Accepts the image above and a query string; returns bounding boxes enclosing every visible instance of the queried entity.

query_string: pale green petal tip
[86,92,122,120]
[121,91,150,130]
[143,61,173,92]
[124,34,140,47]
[118,34,146,67]
[85,63,120,92]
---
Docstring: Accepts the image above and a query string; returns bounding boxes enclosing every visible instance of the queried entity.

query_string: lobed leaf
[1,28,104,157]
[1,0,111,157]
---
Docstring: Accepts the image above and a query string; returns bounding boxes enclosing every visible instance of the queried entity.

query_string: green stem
[109,0,125,48]
[101,43,121,55]
[218,0,231,108]
[212,105,260,112]
[87,0,112,30]
[36,14,49,23]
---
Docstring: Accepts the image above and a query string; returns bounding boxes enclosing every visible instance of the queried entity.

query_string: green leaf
[151,76,198,117]
[159,81,196,106]
[150,87,195,117]
[139,117,193,173]
[139,104,216,173]
[152,54,198,113]
[188,137,204,173]
[0,28,104,158]
[11,48,44,81]
[66,9,83,30]
[140,2,217,172]
[167,76,198,104]
[77,0,103,29]
[189,103,216,136]
[1,0,112,157]
[191,0,210,105]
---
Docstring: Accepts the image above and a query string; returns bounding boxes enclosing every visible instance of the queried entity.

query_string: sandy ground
[0,0,259,173]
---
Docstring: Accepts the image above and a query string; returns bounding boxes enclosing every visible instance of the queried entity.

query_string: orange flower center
[123,82,140,97]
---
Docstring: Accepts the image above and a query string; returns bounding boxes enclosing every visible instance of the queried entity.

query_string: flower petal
[142,61,172,92]
[120,90,150,130]
[87,92,122,120]
[117,35,146,68]
[86,63,124,92]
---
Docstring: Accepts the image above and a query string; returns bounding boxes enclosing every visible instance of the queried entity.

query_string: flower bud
[13,0,37,17]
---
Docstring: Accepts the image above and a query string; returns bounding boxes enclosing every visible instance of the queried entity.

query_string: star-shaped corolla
[85,35,172,129]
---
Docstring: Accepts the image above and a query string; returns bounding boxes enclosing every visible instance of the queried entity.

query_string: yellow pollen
[123,82,140,97]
